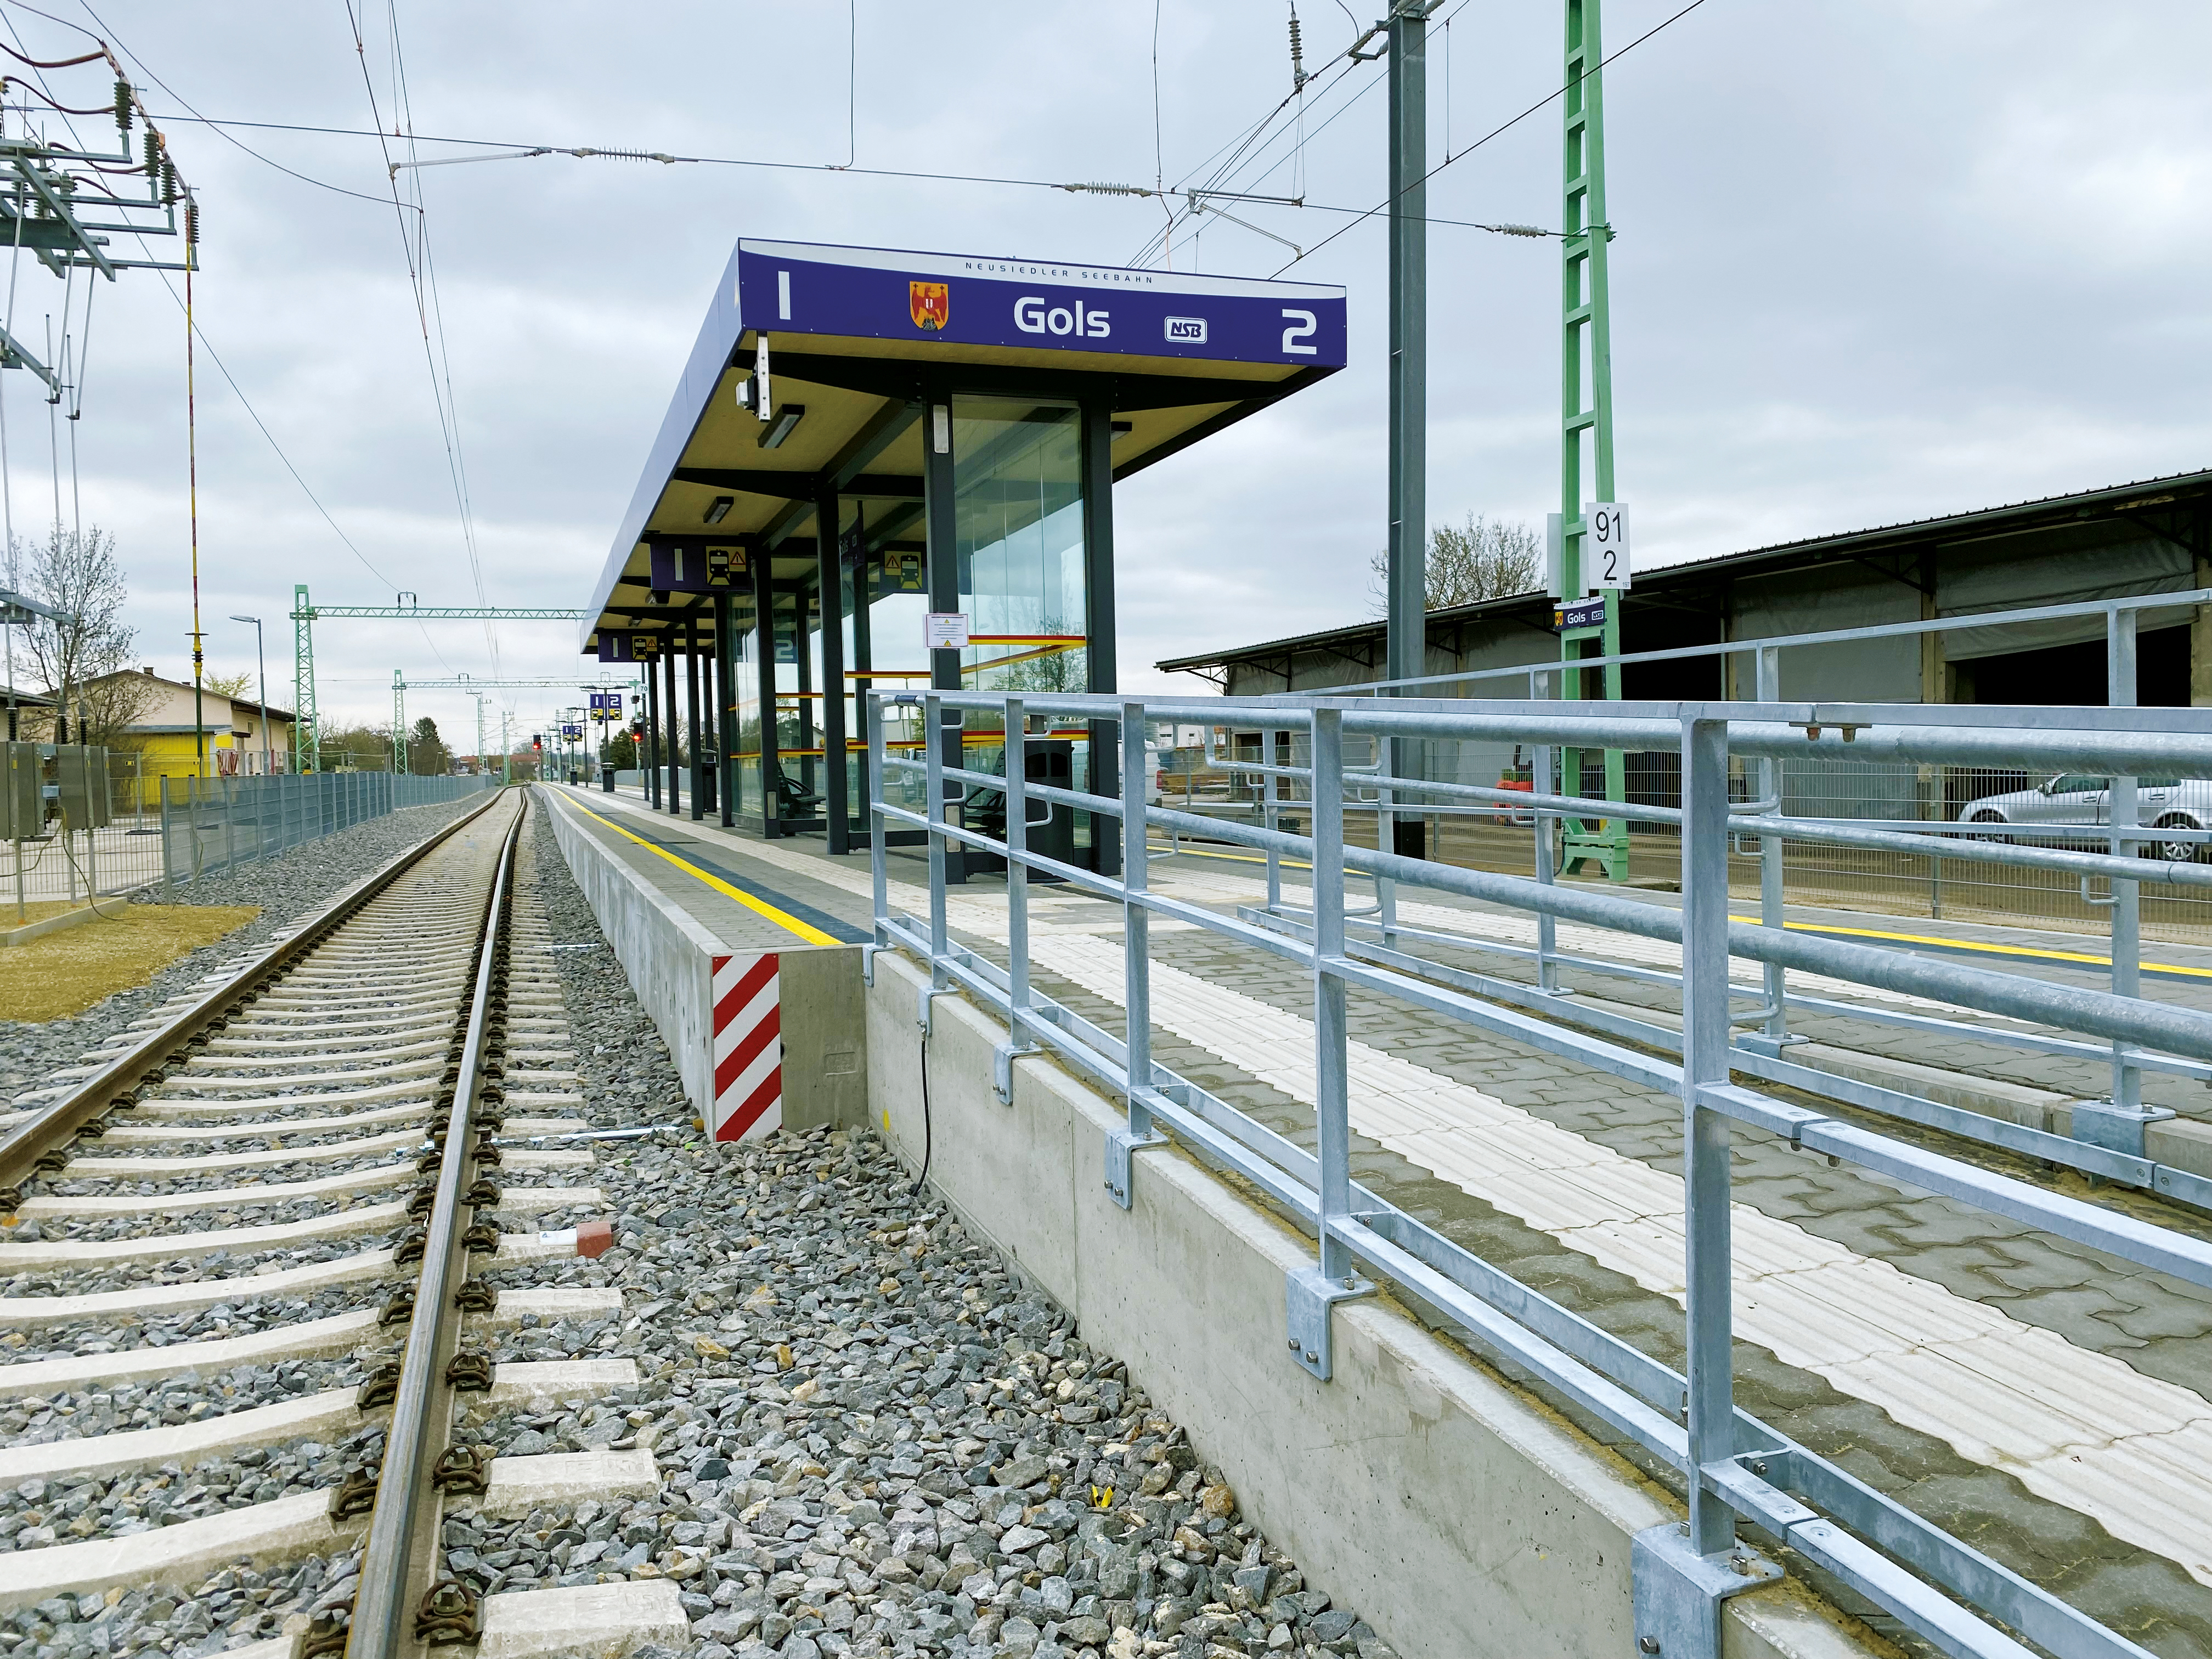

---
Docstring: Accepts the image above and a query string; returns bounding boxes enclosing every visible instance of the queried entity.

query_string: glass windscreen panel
[951,396,1091,842]
[730,626,761,819]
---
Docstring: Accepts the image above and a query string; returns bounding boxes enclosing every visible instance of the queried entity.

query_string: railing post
[1286,702,1370,1379]
[1679,712,1737,1557]
[2073,605,2170,1158]
[158,773,173,890]
[921,694,950,983]
[1532,668,1560,994]
[1102,701,1167,1209]
[1263,728,1283,913]
[995,697,1041,1106]
[1756,645,1789,1041]
[866,695,889,945]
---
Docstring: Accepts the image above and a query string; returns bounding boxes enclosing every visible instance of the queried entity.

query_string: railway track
[0,789,682,1659]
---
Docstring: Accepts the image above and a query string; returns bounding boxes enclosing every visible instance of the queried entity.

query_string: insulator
[161,156,176,205]
[1289,12,1305,89]
[114,78,131,131]
[1494,223,1550,238]
[185,201,199,245]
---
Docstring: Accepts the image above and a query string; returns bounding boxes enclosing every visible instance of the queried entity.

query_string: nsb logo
[1164,316,1207,343]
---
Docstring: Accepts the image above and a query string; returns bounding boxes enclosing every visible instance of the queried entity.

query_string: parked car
[1957,774,2210,862]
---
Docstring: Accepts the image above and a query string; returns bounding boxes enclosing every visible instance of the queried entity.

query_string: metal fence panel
[159,771,498,888]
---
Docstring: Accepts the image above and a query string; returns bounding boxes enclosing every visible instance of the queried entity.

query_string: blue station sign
[733,239,1347,369]
[1554,596,1607,632]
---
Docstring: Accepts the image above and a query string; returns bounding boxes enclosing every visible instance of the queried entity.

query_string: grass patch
[0,901,93,930]
[0,904,261,1022]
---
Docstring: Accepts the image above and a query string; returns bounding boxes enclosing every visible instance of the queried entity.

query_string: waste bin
[1023,739,1075,881]
[601,763,617,793]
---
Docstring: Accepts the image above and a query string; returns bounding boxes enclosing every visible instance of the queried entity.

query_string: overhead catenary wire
[133,108,1559,242]
[1269,0,1713,275]
[382,0,495,680]
[75,0,391,206]
[343,0,497,683]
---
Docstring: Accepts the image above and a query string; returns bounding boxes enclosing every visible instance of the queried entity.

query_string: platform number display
[1584,503,1632,592]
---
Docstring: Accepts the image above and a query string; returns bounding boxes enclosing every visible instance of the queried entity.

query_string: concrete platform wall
[866,949,1882,1659]
[540,791,865,1130]
[545,791,719,1110]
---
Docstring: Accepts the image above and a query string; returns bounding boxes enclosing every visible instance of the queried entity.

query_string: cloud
[0,0,2197,736]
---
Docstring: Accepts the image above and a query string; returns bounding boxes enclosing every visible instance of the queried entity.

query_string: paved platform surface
[552,783,2212,1658]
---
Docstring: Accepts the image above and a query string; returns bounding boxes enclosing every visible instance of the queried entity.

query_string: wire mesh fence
[159,771,500,888]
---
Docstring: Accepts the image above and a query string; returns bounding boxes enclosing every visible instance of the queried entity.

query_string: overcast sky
[0,0,2204,742]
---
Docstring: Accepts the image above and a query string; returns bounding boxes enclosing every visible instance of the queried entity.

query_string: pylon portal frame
[287,585,590,774]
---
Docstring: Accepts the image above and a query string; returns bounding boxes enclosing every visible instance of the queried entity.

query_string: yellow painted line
[1146,842,2212,980]
[1773,917,2212,980]
[546,792,839,947]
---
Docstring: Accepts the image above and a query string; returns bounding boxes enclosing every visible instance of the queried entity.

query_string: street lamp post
[229,616,272,778]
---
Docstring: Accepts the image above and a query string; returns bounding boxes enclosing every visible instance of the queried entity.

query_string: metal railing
[1197,590,2212,939]
[867,685,2212,1659]
[160,771,501,887]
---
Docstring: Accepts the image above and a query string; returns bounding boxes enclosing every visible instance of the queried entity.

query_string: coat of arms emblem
[910,280,949,331]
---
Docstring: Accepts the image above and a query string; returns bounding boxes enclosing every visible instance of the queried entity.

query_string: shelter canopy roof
[581,237,1346,653]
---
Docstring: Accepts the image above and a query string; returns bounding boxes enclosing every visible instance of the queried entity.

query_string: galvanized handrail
[868,686,2202,1659]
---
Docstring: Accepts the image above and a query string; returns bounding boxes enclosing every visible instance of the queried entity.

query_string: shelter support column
[685,613,704,821]
[924,391,964,884]
[716,589,736,827]
[664,639,682,815]
[1083,399,1119,879]
[755,523,782,839]
[643,664,660,808]
[819,486,851,855]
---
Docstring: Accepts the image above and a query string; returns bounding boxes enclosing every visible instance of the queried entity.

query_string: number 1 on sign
[1585,503,1632,592]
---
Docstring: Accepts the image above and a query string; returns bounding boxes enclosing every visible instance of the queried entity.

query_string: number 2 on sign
[1585,503,1632,591]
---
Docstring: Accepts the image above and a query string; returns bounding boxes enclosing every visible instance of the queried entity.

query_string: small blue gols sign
[1554,596,1607,632]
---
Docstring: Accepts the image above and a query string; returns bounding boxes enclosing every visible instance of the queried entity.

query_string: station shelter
[579,237,1345,873]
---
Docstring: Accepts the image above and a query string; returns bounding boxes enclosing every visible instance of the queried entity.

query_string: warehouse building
[1158,469,2212,709]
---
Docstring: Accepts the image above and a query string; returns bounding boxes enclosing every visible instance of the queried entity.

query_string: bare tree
[1369,514,1544,615]
[205,669,255,701]
[7,526,157,745]
[992,618,1087,694]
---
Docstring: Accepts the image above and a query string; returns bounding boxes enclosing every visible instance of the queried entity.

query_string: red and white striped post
[710,951,783,1142]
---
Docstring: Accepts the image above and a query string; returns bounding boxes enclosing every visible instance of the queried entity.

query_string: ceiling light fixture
[703,496,734,524]
[757,404,806,450]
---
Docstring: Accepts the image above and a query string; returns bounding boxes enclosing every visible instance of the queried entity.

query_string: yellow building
[91,669,298,810]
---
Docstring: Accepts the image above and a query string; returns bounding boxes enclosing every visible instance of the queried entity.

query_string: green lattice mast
[292,584,320,775]
[1557,0,1629,880]
[393,669,409,775]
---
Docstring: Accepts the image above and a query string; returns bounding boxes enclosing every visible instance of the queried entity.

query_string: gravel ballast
[498,803,1396,1658]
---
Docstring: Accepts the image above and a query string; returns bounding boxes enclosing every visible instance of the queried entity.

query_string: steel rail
[0,786,512,1205]
[346,793,524,1659]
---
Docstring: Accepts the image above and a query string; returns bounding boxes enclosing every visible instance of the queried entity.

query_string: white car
[1957,774,2210,862]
